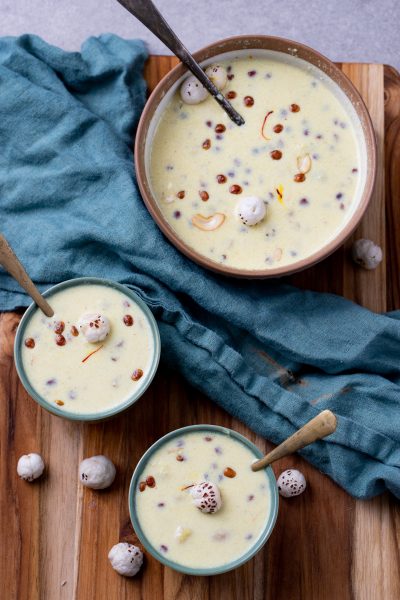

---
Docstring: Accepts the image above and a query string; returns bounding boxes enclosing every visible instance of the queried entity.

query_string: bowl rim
[129,423,279,575]
[135,34,377,279]
[14,276,161,422]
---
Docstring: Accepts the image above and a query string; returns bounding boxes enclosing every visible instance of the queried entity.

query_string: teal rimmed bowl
[129,424,279,575]
[14,277,161,422]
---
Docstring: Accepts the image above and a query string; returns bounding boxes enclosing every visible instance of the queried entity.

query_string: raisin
[294,173,306,182]
[24,338,35,349]
[224,467,237,478]
[244,96,254,107]
[54,321,65,334]
[131,368,144,381]
[270,150,282,160]
[56,334,66,346]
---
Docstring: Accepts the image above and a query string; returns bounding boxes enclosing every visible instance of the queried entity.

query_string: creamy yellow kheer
[21,283,154,414]
[135,431,271,569]
[150,53,364,270]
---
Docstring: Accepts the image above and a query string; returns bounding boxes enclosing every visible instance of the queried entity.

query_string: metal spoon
[252,410,337,471]
[0,234,54,317]
[115,0,245,126]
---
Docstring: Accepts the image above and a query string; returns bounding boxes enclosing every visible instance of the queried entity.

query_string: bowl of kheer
[14,277,160,421]
[129,424,279,575]
[135,35,376,277]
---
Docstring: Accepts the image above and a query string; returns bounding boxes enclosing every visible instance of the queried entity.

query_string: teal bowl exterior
[14,277,161,422]
[129,424,279,576]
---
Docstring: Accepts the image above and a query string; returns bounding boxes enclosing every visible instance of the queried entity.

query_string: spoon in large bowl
[252,409,337,471]
[115,0,245,126]
[0,234,54,317]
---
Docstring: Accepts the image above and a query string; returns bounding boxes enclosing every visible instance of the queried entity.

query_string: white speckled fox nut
[352,239,383,270]
[205,64,227,90]
[180,75,208,104]
[78,313,111,343]
[277,469,306,497]
[108,543,143,576]
[79,455,116,489]
[191,481,222,513]
[17,453,45,482]
[235,196,267,226]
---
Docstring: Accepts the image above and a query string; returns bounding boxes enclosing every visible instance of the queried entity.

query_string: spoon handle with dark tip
[0,234,54,317]
[115,0,245,126]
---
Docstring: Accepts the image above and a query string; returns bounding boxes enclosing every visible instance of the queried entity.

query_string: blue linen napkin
[0,34,399,499]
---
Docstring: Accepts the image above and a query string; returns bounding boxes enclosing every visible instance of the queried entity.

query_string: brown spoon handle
[251,409,337,471]
[0,234,54,317]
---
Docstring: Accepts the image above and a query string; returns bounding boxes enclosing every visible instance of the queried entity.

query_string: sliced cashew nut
[191,213,226,231]
[297,153,312,174]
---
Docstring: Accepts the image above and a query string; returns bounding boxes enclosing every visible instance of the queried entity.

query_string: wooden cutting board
[1,58,400,600]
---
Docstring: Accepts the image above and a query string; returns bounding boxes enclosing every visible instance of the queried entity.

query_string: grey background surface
[0,0,399,70]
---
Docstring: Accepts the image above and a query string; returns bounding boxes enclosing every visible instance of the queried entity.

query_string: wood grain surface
[1,57,400,600]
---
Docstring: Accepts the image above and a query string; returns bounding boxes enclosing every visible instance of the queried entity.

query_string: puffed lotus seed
[108,542,143,577]
[17,453,45,482]
[235,196,267,226]
[79,455,116,489]
[205,64,227,90]
[352,239,383,270]
[77,313,110,343]
[277,469,307,497]
[180,75,208,104]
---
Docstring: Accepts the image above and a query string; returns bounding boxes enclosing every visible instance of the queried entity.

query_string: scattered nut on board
[352,238,383,270]
[277,469,307,497]
[79,455,116,489]
[17,453,45,482]
[108,542,143,576]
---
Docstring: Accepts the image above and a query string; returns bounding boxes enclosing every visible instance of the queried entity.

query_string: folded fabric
[0,34,399,499]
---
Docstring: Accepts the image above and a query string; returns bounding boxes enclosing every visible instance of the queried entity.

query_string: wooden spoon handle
[0,234,54,317]
[251,409,337,471]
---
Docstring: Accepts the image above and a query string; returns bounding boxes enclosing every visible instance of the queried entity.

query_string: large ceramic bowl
[14,277,161,422]
[135,35,376,278]
[129,424,279,575]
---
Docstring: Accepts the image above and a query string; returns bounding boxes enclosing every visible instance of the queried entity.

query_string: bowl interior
[129,424,279,576]
[14,277,161,422]
[136,36,376,278]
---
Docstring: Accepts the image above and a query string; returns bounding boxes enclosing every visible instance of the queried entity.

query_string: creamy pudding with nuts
[20,282,156,415]
[150,52,365,270]
[134,430,272,570]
